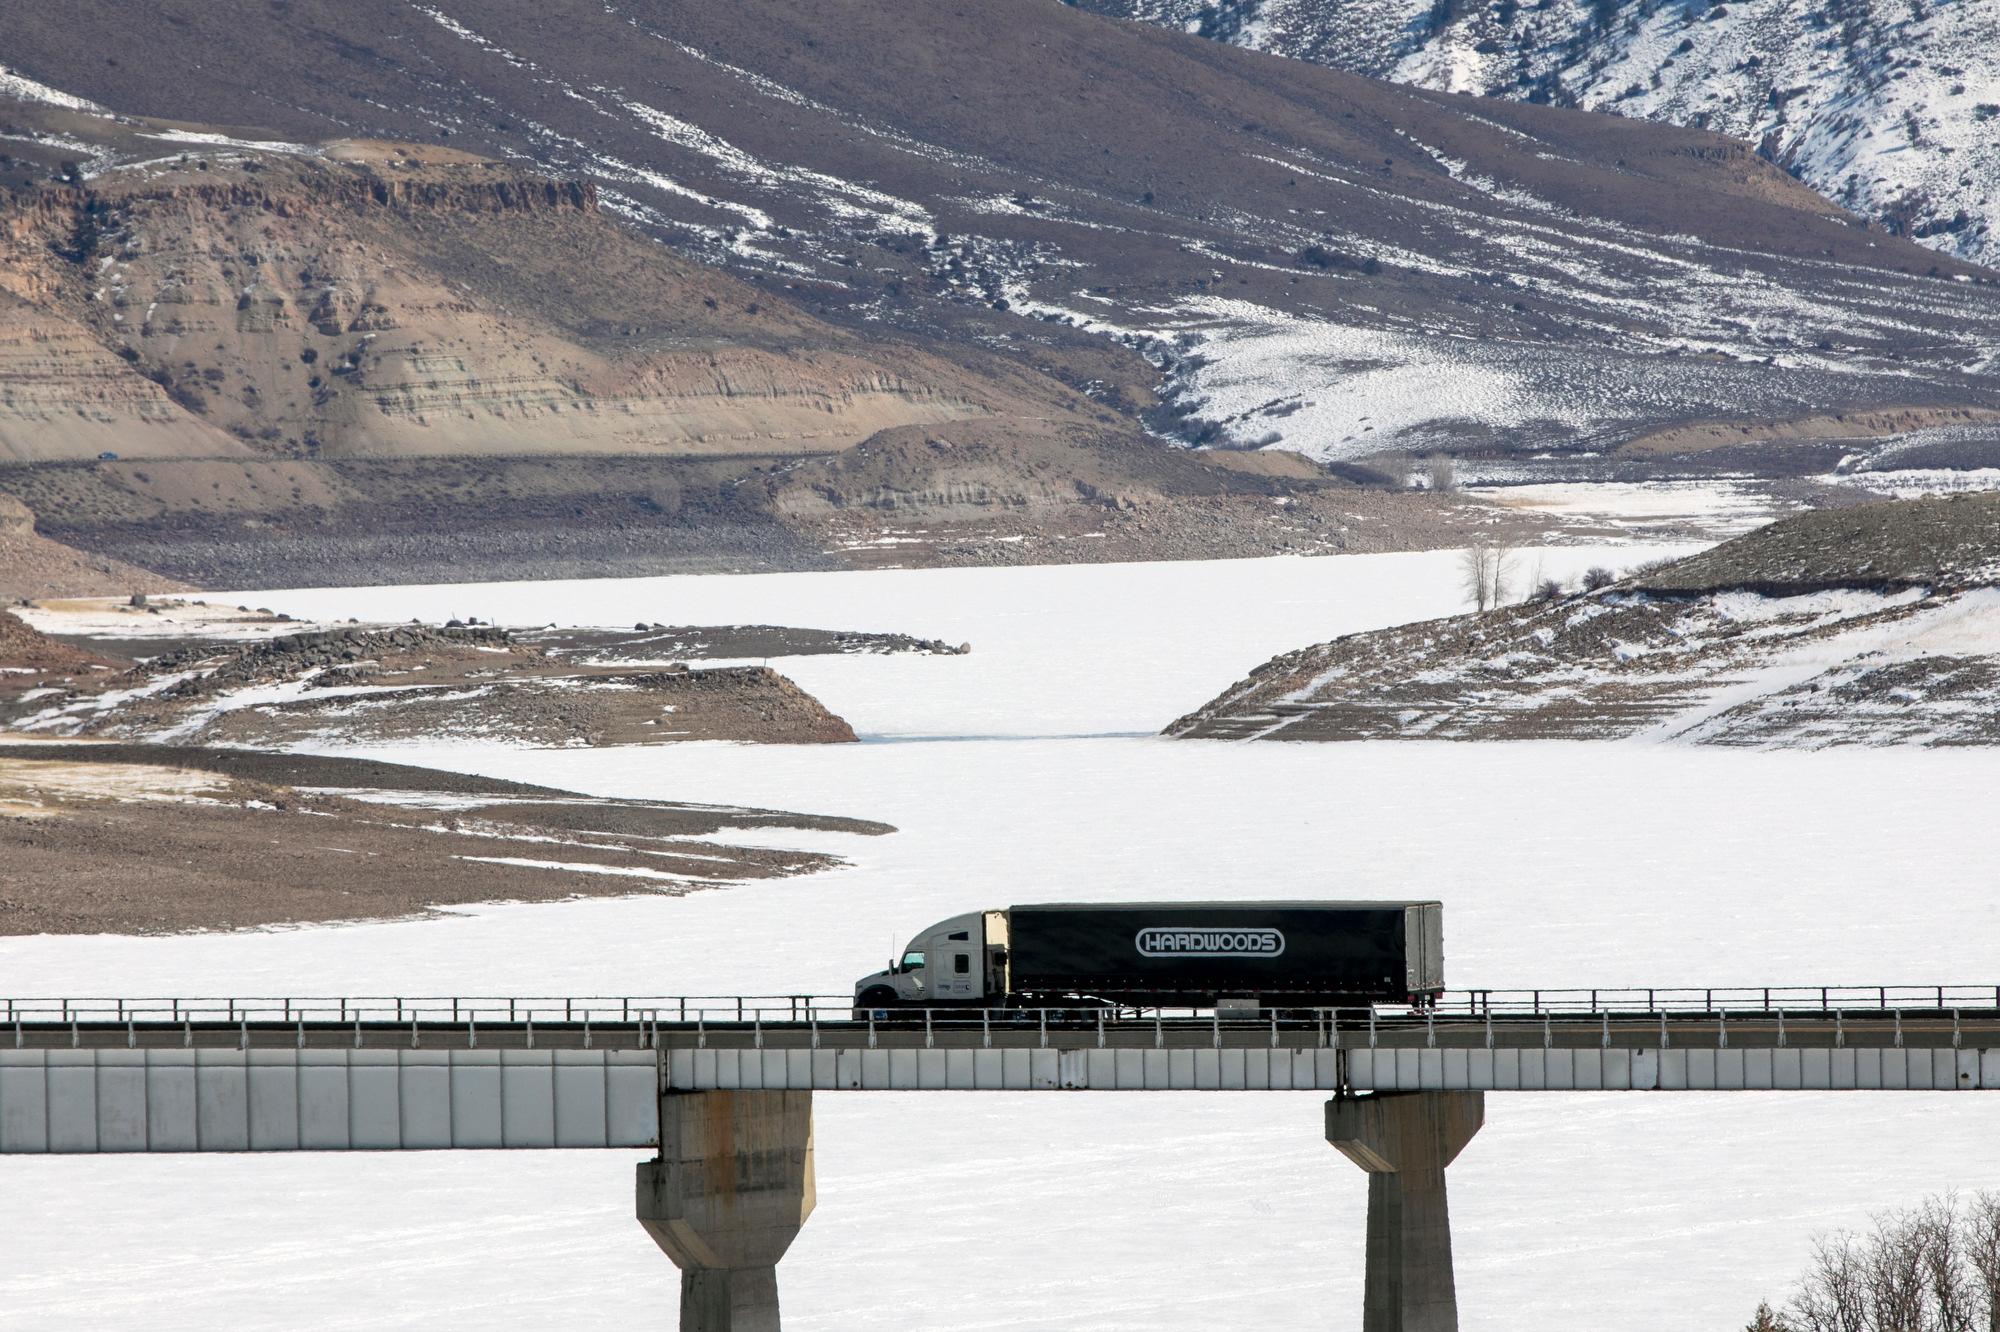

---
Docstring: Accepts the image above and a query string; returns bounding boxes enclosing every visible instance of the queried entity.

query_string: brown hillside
[4,0,1998,470]
[0,132,1047,466]
[0,494,188,600]
[0,107,1550,585]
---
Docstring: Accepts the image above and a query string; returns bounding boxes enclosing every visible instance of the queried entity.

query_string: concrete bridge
[5,988,1998,1331]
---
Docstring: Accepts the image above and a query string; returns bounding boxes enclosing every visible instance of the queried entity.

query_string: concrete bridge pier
[1326,1091,1485,1332]
[637,1090,816,1332]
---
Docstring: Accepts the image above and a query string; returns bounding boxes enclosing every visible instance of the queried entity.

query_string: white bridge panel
[149,1056,200,1151]
[401,1054,453,1150]
[247,1053,300,1151]
[299,1054,352,1148]
[8,1039,1997,1154]
[0,1049,658,1153]
[46,1059,98,1153]
[96,1059,147,1152]
[451,1058,503,1148]
[350,1055,401,1148]
[1344,1047,1997,1092]
[500,1059,553,1145]
[661,1045,1347,1091]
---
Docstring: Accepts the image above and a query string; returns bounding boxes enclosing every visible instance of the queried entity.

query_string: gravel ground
[0,742,889,935]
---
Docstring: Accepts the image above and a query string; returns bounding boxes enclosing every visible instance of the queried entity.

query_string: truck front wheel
[854,988,898,1019]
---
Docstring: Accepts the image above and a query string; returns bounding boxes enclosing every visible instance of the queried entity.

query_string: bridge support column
[637,1090,815,1332]
[1326,1091,1484,1332]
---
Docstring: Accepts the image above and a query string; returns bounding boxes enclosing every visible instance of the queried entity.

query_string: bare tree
[1581,565,1617,592]
[1918,1195,1978,1332]
[1491,543,1516,606]
[1965,1193,2000,1332]
[1775,1193,2000,1332]
[1458,544,1518,611]
[1790,1233,1870,1332]
[1425,455,1457,493]
[1865,1207,1934,1332]
[1372,452,1414,489]
[1459,545,1496,611]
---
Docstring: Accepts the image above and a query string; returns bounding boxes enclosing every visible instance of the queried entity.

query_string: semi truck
[851,901,1444,1012]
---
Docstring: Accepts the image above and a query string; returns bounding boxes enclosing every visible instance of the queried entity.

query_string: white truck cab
[852,911,1000,1010]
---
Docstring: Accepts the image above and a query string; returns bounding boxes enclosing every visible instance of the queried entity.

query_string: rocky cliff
[0,134,1016,465]
[0,100,1506,584]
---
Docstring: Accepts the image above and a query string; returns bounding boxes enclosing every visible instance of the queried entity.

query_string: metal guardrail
[6,987,2000,1028]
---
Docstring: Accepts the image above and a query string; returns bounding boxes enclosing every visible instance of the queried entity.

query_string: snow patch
[0,65,102,113]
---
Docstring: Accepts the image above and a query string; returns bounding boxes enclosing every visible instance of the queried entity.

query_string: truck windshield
[899,950,925,972]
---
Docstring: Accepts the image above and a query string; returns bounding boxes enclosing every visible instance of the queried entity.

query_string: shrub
[1744,1301,1789,1331]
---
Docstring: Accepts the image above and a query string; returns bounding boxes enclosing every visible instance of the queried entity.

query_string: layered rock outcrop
[0,136,1024,465]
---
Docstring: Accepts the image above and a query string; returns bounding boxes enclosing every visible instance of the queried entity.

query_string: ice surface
[4,548,1996,1331]
[216,549,1684,739]
[1467,479,1792,539]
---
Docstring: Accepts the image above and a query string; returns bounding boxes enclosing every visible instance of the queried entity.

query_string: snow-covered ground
[1825,468,2000,501]
[1468,478,1791,540]
[1106,0,2000,270]
[5,547,1998,1331]
[14,597,337,644]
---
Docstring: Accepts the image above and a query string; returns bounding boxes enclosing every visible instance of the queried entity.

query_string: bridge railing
[0,995,823,1027]
[1452,986,2000,1016]
[5,986,2000,1029]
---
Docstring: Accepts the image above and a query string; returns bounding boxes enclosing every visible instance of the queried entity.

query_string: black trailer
[999,900,1444,1007]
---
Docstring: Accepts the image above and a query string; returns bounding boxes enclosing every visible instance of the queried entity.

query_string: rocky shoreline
[1169,495,2000,748]
[2,607,956,747]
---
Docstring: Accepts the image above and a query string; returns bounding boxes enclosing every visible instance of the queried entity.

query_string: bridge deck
[3,1000,1998,1152]
[6,1011,1997,1053]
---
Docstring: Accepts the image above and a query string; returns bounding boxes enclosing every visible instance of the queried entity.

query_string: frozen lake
[5,547,1997,1331]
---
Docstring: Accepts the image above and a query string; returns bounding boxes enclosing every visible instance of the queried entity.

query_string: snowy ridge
[1083,0,2000,267]
[1170,581,2000,747]
[399,4,942,257]
[244,0,2000,453]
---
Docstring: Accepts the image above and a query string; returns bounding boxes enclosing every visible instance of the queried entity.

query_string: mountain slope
[1167,493,2000,746]
[0,122,1033,465]
[6,0,2000,476]
[0,495,185,600]
[3,99,1518,584]
[1073,0,2000,269]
